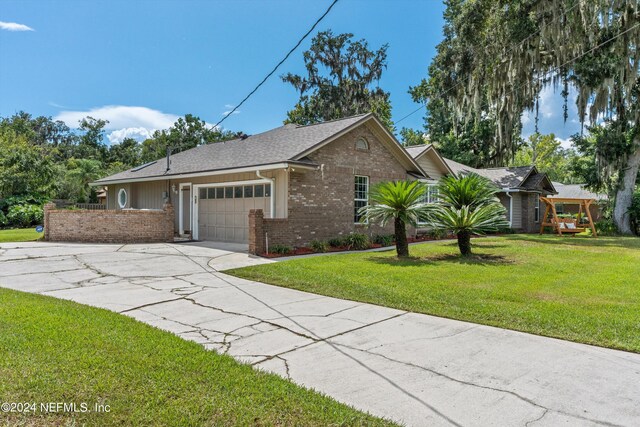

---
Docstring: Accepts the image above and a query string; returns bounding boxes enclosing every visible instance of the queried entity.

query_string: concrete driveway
[1,241,639,426]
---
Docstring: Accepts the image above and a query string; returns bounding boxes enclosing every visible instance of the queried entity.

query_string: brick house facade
[92,114,433,249]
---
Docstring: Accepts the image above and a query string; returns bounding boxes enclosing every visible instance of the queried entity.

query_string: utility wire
[395,1,580,125]
[214,0,339,128]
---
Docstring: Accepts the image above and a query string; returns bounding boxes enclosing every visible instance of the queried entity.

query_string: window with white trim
[424,185,439,204]
[417,184,439,224]
[354,175,369,223]
[117,188,127,209]
[534,195,540,222]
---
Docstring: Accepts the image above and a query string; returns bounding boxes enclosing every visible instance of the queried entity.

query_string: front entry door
[179,183,192,235]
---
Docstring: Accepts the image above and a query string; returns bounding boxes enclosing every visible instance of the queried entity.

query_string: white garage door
[196,183,271,243]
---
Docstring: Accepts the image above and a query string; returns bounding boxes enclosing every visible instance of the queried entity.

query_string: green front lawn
[0,289,393,426]
[0,228,41,242]
[228,235,640,353]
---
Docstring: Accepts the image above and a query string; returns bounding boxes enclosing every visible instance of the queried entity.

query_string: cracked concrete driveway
[1,241,639,427]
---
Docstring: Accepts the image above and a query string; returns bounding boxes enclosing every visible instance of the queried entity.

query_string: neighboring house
[405,147,556,233]
[550,182,607,220]
[94,114,449,248]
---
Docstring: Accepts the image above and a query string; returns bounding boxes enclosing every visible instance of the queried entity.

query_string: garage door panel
[197,183,271,243]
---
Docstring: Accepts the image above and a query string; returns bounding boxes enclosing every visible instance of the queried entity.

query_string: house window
[354,175,369,223]
[424,185,439,204]
[418,184,438,224]
[555,203,564,215]
[117,188,127,208]
[534,195,540,222]
[355,137,369,151]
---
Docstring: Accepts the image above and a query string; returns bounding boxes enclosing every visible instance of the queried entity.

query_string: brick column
[249,209,265,255]
[43,203,56,241]
[163,202,175,242]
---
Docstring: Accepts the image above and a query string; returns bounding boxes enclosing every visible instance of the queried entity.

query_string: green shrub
[425,228,449,239]
[372,234,394,246]
[328,236,346,247]
[595,218,618,236]
[6,204,43,228]
[495,226,516,234]
[309,239,329,253]
[269,244,293,255]
[0,211,7,228]
[630,189,640,236]
[0,194,48,213]
[343,233,370,250]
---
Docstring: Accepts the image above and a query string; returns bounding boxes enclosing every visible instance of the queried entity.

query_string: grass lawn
[228,235,640,353]
[0,288,393,426]
[0,228,41,243]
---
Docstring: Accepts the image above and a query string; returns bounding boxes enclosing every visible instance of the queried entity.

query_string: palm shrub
[425,174,508,256]
[359,180,429,257]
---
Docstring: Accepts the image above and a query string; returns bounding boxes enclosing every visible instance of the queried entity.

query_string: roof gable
[403,144,454,177]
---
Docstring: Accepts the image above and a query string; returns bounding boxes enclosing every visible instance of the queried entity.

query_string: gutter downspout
[256,170,275,218]
[505,191,513,227]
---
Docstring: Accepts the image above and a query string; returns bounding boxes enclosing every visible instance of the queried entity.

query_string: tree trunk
[613,142,640,235]
[394,217,409,257]
[457,230,472,256]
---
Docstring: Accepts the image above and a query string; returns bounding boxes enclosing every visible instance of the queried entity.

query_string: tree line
[2,3,639,234]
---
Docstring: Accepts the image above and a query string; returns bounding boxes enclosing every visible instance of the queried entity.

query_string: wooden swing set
[539,197,598,237]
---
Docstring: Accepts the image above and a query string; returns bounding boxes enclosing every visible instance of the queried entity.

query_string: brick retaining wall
[44,203,174,243]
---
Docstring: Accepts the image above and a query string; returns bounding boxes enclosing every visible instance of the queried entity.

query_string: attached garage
[194,181,272,243]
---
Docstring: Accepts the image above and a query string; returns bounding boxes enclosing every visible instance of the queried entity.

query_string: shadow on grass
[367,253,513,267]
[502,234,640,249]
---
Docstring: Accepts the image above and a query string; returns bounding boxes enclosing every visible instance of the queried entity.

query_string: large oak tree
[415,0,640,233]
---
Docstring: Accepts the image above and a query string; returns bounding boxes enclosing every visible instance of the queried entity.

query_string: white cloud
[557,137,573,149]
[55,105,179,130]
[54,105,223,145]
[55,105,181,144]
[222,110,241,116]
[0,21,34,31]
[107,127,155,144]
[538,86,555,118]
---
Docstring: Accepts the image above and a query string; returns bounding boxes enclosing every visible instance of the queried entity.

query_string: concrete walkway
[1,241,638,426]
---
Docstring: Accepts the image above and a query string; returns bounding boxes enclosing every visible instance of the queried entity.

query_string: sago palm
[426,174,508,256]
[359,180,429,257]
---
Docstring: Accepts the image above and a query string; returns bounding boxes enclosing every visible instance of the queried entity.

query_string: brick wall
[44,203,175,243]
[248,124,411,254]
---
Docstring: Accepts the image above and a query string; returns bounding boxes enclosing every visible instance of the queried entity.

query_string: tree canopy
[282,30,394,131]
[414,0,640,233]
[0,111,238,204]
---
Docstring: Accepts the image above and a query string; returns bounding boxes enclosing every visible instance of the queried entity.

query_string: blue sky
[0,0,581,146]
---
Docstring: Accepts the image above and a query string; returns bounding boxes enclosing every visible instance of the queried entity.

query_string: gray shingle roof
[404,144,432,159]
[550,183,607,200]
[442,157,538,188]
[96,114,370,184]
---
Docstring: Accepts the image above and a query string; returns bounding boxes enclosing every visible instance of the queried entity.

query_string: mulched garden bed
[260,234,458,258]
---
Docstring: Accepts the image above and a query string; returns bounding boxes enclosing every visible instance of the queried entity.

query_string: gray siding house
[405,145,557,233]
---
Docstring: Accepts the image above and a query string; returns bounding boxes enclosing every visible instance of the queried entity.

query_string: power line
[214,0,339,128]
[395,1,580,125]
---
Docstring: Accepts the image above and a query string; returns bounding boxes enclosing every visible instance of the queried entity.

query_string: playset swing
[538,197,597,237]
